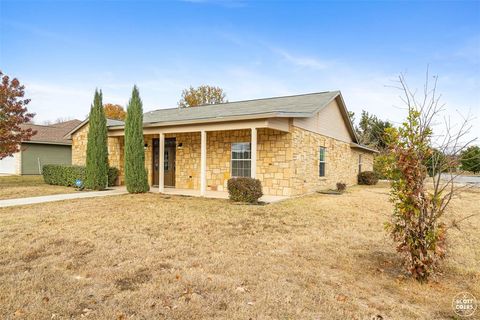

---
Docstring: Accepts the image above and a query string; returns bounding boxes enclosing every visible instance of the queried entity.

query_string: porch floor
[151,187,289,203]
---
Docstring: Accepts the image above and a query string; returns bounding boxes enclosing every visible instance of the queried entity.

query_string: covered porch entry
[154,127,261,196]
[109,117,291,197]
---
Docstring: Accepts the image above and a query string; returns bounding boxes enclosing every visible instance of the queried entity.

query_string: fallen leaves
[336,294,348,302]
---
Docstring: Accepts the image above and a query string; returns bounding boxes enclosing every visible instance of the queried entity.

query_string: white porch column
[200,130,207,196]
[251,127,257,178]
[159,133,165,193]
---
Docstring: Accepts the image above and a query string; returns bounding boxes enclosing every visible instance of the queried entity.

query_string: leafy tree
[347,111,355,123]
[385,72,474,282]
[124,86,149,193]
[85,90,109,190]
[460,146,480,174]
[0,71,36,159]
[104,103,126,121]
[178,85,227,108]
[356,110,392,150]
[373,153,395,179]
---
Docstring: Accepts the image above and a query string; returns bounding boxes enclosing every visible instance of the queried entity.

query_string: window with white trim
[319,147,326,177]
[358,154,362,173]
[231,142,251,177]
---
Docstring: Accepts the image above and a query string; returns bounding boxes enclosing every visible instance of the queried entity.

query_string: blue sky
[1,0,479,139]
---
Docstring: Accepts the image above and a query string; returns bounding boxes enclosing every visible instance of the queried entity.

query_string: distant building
[0,120,81,175]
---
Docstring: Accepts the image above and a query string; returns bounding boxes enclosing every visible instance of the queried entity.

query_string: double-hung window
[319,147,326,177]
[231,142,251,177]
[358,154,363,173]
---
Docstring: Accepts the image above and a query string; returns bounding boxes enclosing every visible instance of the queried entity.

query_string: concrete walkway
[0,188,128,208]
[0,186,288,208]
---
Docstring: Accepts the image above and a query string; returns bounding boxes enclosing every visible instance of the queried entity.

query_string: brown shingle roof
[50,119,83,129]
[20,120,82,145]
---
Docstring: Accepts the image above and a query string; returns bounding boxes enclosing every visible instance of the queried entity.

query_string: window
[319,147,326,177]
[231,142,251,177]
[358,154,362,173]
[164,151,169,170]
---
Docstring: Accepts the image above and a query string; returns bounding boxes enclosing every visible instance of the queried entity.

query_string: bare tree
[385,69,477,281]
[41,117,74,125]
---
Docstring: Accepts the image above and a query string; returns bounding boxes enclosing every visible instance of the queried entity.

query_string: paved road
[439,174,480,186]
[0,188,127,208]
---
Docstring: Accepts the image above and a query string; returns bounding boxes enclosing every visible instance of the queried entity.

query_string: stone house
[66,91,376,197]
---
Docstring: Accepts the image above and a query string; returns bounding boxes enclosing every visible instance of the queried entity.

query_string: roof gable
[64,118,125,139]
[292,93,358,143]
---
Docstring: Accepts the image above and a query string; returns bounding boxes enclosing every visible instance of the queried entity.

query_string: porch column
[251,127,257,178]
[200,130,207,196]
[159,133,165,193]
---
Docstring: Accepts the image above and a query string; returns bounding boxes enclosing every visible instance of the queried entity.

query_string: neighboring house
[67,91,377,196]
[0,120,81,175]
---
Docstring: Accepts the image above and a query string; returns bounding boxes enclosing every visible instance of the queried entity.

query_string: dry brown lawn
[0,176,75,200]
[0,183,478,319]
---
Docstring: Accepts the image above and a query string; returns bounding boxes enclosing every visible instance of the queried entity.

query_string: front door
[164,138,176,187]
[152,138,176,187]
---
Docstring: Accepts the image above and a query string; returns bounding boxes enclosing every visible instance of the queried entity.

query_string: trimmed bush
[227,177,263,203]
[43,165,85,187]
[43,164,119,188]
[108,167,120,187]
[336,182,347,192]
[358,171,379,185]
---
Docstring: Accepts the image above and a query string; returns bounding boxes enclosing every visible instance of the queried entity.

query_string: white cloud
[272,48,332,70]
[25,82,127,122]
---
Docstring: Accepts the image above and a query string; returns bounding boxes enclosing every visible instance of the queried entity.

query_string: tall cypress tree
[85,89,109,190]
[124,86,149,193]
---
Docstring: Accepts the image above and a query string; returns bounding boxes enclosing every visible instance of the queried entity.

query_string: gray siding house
[0,120,81,175]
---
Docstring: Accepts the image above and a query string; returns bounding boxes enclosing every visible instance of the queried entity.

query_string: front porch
[108,118,294,197]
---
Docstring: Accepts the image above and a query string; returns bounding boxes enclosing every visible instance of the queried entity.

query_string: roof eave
[22,140,72,146]
[63,118,89,140]
[109,112,312,130]
[350,143,379,153]
[334,93,360,144]
[64,118,125,138]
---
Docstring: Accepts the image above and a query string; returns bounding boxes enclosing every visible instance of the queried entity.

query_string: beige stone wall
[108,136,124,185]
[72,124,89,166]
[290,126,373,195]
[143,135,154,186]
[71,124,127,185]
[169,132,200,190]
[256,128,293,196]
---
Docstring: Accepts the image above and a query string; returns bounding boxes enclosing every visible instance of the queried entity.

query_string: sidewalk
[0,187,127,208]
